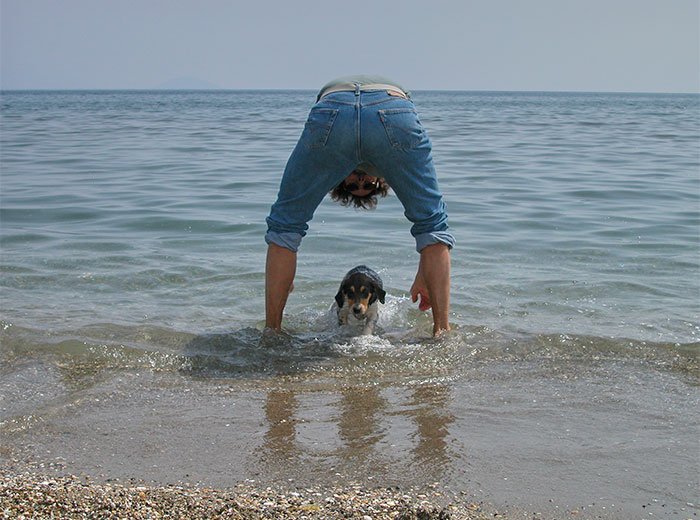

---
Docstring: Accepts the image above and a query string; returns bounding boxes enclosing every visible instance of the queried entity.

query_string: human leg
[265,93,360,328]
[359,94,453,334]
[266,95,359,251]
[419,243,451,335]
[265,243,297,330]
[361,96,454,251]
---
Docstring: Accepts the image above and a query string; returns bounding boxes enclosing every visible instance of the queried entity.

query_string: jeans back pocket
[301,108,339,149]
[379,108,426,149]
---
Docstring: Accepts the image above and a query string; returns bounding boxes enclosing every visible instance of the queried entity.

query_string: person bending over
[265,75,454,336]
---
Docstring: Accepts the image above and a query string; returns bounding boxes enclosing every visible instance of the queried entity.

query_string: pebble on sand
[0,472,491,520]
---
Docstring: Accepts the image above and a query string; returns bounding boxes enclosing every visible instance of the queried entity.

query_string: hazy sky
[2,0,698,92]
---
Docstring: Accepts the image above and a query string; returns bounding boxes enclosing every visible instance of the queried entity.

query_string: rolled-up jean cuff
[265,231,303,252]
[415,231,455,252]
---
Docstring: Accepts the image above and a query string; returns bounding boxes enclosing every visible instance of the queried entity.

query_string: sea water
[1,90,698,518]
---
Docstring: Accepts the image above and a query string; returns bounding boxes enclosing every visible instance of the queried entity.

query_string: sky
[1,0,698,93]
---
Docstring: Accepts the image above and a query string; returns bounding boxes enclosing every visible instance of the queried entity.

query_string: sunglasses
[345,179,378,192]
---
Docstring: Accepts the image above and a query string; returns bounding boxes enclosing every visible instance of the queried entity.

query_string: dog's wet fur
[334,265,386,335]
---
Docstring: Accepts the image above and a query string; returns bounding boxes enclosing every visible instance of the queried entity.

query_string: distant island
[154,77,222,90]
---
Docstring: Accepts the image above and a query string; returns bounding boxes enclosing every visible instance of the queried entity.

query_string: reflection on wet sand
[337,387,388,455]
[260,390,300,474]
[259,383,455,484]
[408,385,454,469]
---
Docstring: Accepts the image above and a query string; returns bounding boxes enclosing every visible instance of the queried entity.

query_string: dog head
[335,266,386,319]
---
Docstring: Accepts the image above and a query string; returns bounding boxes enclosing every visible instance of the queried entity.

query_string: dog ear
[369,286,386,305]
[335,287,345,308]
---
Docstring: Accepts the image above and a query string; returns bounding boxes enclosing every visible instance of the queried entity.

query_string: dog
[334,265,386,335]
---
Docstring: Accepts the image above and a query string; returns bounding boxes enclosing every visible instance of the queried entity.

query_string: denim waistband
[317,83,410,102]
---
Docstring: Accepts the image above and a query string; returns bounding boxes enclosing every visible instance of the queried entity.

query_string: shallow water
[1,90,698,518]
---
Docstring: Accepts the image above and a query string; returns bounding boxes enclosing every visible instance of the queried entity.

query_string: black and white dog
[333,265,386,335]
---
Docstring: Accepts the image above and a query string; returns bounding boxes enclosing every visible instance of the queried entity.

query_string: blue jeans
[265,90,454,252]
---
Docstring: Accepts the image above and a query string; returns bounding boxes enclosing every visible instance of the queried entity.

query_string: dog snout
[352,304,364,315]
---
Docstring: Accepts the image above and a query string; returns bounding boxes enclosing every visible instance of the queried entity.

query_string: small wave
[2,310,697,388]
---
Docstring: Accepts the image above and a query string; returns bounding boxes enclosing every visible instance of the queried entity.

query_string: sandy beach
[1,471,493,520]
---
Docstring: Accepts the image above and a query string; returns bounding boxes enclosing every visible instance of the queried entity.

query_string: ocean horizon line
[1,87,697,96]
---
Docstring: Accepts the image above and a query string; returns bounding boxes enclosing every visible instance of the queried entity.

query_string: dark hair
[329,178,390,210]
